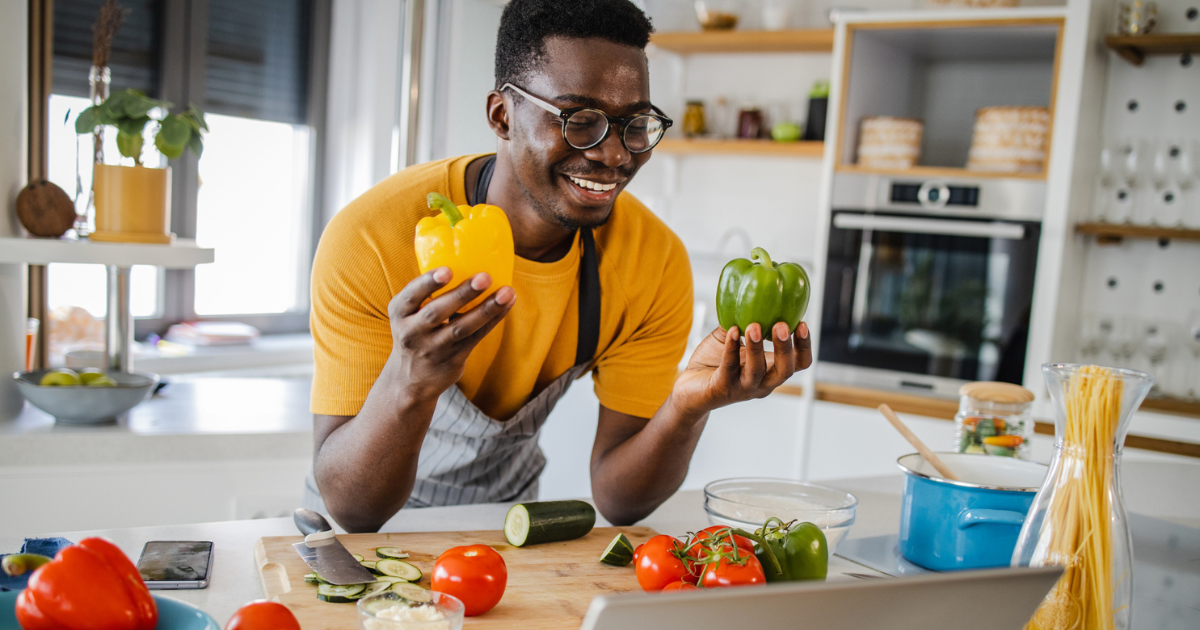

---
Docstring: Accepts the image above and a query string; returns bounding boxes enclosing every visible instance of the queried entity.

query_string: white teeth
[568,175,617,192]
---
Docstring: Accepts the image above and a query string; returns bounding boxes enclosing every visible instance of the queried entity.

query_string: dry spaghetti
[1026,365,1123,630]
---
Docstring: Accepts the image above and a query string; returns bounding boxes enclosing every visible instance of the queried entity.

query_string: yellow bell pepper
[415,192,514,313]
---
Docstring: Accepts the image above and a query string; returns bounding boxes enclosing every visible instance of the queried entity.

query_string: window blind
[52,0,162,99]
[206,0,312,125]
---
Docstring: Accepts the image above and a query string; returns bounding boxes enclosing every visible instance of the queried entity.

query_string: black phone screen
[136,541,213,582]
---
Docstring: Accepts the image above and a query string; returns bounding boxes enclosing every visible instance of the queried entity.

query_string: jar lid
[959,381,1035,404]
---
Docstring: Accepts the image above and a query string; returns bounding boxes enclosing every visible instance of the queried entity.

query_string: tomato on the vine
[636,535,696,592]
[700,552,766,588]
[661,580,699,592]
[694,526,755,555]
[432,544,507,616]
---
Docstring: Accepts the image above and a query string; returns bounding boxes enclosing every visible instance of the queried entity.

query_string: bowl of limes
[13,368,159,424]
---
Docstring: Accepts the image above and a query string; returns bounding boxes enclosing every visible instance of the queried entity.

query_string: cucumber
[599,533,635,566]
[360,560,381,574]
[303,572,321,584]
[390,582,432,603]
[316,583,366,603]
[363,581,392,597]
[376,558,422,581]
[504,500,596,547]
[351,554,365,562]
[375,546,409,559]
[371,576,407,584]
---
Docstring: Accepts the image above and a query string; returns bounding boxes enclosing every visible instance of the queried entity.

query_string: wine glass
[1078,314,1110,363]
[1150,139,1172,189]
[1151,186,1184,226]
[1169,140,1197,190]
[1106,317,1139,369]
[1119,140,1147,189]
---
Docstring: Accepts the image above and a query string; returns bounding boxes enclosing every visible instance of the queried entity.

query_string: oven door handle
[832,214,1026,240]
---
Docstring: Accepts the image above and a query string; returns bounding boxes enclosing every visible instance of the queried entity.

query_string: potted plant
[74,88,207,244]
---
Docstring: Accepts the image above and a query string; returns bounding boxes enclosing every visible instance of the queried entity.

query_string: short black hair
[494,0,655,89]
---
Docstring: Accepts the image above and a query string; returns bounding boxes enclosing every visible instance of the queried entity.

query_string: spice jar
[954,381,1035,460]
[683,100,707,138]
[737,108,764,139]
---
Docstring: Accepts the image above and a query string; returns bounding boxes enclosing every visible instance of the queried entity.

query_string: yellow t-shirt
[310,155,693,420]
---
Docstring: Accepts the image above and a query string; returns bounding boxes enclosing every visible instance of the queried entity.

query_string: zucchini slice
[360,560,381,575]
[599,532,635,566]
[363,581,392,597]
[371,575,407,584]
[351,554,365,562]
[316,583,366,603]
[375,546,410,559]
[376,558,422,581]
[504,500,596,547]
[390,582,432,603]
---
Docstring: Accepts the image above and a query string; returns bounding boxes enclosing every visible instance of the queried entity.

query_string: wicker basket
[924,0,1018,8]
[966,106,1051,174]
[857,116,924,169]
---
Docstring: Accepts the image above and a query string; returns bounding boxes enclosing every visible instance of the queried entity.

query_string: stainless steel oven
[818,173,1045,397]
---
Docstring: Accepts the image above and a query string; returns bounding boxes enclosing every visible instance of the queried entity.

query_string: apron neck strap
[575,227,600,367]
[472,155,496,206]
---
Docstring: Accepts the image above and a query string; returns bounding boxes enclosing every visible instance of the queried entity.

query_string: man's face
[505,36,654,230]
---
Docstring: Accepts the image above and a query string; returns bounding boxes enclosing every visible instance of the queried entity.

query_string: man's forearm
[314,360,439,532]
[590,396,709,526]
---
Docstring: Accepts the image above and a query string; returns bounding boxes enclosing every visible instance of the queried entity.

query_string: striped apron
[304,155,601,511]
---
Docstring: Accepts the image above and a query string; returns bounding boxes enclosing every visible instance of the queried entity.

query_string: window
[46,0,328,336]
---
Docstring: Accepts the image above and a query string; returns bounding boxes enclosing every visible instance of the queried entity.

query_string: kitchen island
[2,467,1197,628]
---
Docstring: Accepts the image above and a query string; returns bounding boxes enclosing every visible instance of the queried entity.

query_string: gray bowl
[13,370,160,424]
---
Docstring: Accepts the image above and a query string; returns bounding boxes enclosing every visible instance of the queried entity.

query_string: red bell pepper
[16,537,157,630]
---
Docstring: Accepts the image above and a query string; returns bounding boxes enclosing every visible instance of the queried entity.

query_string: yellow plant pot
[90,164,174,244]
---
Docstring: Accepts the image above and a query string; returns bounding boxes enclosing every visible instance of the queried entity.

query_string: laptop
[579,566,1062,630]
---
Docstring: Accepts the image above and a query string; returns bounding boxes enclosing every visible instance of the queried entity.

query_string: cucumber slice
[376,558,422,581]
[316,583,366,603]
[351,554,365,562]
[303,572,321,584]
[375,546,410,559]
[360,560,381,575]
[364,581,392,597]
[599,533,635,566]
[371,576,407,584]
[390,582,432,603]
[504,500,596,547]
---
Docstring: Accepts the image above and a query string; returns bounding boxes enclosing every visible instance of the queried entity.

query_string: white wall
[0,0,28,421]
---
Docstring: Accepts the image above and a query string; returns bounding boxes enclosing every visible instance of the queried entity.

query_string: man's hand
[386,267,516,405]
[670,322,812,417]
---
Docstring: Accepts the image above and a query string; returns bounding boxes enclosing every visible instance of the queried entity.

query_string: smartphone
[135,541,214,589]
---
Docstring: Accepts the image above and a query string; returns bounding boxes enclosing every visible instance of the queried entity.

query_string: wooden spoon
[878,403,960,481]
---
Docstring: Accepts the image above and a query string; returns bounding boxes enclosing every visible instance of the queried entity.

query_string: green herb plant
[74,88,207,166]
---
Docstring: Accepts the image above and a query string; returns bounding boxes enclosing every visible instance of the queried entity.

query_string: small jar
[954,381,1035,460]
[683,100,707,138]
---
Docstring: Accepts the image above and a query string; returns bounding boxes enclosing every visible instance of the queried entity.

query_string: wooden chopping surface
[255,526,658,629]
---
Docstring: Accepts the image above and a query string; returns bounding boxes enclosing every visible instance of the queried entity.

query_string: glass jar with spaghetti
[954,381,1035,459]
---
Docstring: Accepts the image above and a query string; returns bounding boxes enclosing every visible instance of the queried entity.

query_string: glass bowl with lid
[703,478,858,554]
[358,590,464,630]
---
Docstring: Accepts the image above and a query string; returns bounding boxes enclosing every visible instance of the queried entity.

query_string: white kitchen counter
[2,470,1196,628]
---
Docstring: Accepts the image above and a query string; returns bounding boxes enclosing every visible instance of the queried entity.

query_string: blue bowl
[0,590,219,630]
[897,452,1047,571]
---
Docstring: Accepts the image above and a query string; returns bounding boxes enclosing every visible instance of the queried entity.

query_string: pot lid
[959,381,1035,404]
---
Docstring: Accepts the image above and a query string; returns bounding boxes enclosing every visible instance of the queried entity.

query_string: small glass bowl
[703,477,858,554]
[358,590,465,630]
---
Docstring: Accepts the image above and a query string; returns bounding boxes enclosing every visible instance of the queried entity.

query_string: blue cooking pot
[897,452,1046,571]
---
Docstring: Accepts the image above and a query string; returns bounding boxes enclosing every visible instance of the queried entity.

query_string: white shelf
[0,237,214,268]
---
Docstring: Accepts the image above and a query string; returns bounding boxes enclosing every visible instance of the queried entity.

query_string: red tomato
[661,580,699,592]
[701,553,766,588]
[224,601,301,630]
[694,526,756,555]
[633,543,644,563]
[432,545,507,616]
[636,535,696,592]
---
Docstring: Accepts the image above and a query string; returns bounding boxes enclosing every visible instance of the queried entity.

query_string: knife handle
[294,508,333,536]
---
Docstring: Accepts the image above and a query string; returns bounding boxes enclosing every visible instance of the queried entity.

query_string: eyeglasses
[501,83,672,154]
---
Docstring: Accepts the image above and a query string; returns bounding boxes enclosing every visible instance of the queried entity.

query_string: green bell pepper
[716,247,810,336]
[752,518,828,581]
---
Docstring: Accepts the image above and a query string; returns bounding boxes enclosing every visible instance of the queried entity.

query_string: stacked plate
[966,106,1051,174]
[857,117,924,169]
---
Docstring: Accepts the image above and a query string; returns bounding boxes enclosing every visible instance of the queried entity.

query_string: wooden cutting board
[254,526,658,629]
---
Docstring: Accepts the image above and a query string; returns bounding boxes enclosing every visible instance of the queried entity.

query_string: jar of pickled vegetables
[954,381,1034,460]
[683,100,707,137]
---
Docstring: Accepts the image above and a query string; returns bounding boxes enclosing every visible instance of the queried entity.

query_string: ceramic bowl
[703,477,858,554]
[13,369,159,424]
[0,591,219,629]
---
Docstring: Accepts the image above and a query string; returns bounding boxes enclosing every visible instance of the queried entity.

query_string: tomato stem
[731,527,783,576]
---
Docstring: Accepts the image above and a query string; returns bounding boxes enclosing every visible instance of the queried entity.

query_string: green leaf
[124,93,165,119]
[74,107,100,134]
[188,132,204,158]
[116,130,144,162]
[187,104,209,131]
[117,116,151,138]
[155,132,185,159]
[104,90,132,116]
[159,115,191,147]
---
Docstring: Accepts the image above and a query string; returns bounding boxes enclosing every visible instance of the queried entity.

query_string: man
[305,0,811,533]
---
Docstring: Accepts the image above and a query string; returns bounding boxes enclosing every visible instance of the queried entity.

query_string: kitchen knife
[291,508,376,585]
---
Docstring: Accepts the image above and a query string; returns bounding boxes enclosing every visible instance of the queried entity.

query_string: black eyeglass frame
[501,82,673,154]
